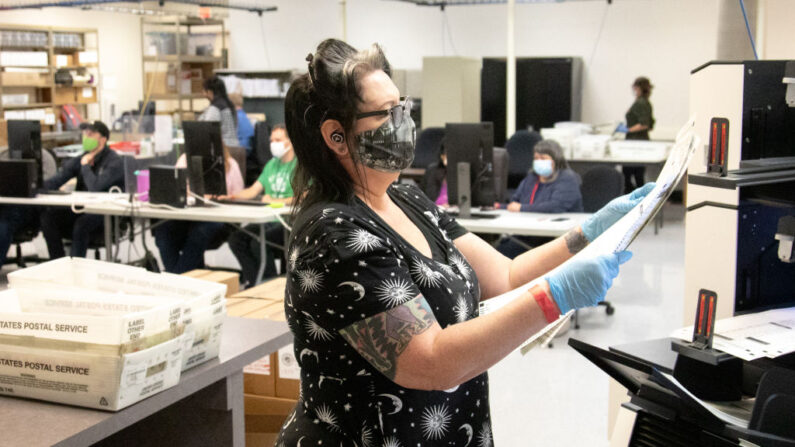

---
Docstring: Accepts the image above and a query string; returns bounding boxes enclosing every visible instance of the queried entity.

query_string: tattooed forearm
[339,296,434,380]
[564,228,588,254]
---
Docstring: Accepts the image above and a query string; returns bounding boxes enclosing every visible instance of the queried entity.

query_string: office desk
[454,210,590,237]
[0,316,292,447]
[0,191,128,208]
[82,198,290,284]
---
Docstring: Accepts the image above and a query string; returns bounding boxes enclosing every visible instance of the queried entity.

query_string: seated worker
[39,121,124,259]
[230,93,254,152]
[152,146,244,274]
[496,139,583,258]
[420,144,448,207]
[222,124,296,286]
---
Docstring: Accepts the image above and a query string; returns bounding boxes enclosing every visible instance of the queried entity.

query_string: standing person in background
[152,146,244,273]
[199,76,239,147]
[618,76,655,193]
[39,121,124,259]
[229,92,254,152]
[223,124,296,286]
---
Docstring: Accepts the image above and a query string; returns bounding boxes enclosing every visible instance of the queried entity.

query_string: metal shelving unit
[141,16,227,122]
[0,24,99,131]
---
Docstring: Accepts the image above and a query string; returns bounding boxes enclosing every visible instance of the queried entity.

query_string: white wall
[229,0,722,139]
[761,0,795,58]
[0,8,143,124]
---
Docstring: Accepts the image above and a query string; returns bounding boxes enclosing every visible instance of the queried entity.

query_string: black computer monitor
[8,120,43,189]
[183,120,226,197]
[445,122,496,207]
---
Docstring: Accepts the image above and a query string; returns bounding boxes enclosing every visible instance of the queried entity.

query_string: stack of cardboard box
[227,277,299,446]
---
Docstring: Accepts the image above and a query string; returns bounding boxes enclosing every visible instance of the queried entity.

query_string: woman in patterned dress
[276,39,650,447]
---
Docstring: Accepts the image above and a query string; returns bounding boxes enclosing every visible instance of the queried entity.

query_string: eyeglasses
[355,97,412,127]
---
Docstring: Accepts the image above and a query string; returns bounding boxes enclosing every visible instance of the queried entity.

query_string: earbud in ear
[331,131,344,143]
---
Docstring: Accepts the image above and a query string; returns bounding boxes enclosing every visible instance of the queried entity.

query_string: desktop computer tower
[0,159,37,198]
[148,165,187,208]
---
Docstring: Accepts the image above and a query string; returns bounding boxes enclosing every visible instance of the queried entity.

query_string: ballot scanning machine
[572,61,795,447]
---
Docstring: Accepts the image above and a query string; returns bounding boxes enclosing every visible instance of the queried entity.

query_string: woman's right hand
[544,251,632,314]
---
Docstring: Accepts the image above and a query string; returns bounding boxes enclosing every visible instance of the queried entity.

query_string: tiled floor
[0,204,688,446]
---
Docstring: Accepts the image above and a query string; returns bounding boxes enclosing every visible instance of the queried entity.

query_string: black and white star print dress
[277,183,494,447]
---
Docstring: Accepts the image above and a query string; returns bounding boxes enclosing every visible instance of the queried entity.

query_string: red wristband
[530,284,561,323]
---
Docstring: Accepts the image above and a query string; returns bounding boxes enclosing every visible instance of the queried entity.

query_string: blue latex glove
[615,123,629,133]
[545,251,633,314]
[581,182,655,242]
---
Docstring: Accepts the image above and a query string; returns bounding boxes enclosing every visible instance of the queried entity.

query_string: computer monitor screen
[183,120,226,196]
[445,122,496,207]
[7,120,43,189]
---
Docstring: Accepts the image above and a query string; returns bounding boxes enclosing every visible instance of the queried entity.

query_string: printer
[572,60,795,447]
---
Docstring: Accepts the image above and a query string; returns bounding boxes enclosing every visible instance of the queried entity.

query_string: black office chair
[574,165,625,327]
[246,122,272,186]
[505,130,542,194]
[411,127,445,169]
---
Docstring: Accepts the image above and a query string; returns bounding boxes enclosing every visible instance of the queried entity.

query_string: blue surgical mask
[533,159,554,177]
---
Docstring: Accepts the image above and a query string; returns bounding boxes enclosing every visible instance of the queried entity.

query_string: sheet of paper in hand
[479,118,701,355]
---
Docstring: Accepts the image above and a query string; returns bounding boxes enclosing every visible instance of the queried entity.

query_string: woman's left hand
[581,182,655,241]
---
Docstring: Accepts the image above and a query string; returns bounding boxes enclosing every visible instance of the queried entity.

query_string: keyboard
[446,209,499,219]
[214,198,269,207]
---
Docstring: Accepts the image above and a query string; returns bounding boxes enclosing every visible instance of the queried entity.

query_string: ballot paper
[670,306,795,361]
[480,118,700,354]
[655,371,751,428]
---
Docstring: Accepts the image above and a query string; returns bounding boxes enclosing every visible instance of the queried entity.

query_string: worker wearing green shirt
[224,124,296,286]
[620,76,655,193]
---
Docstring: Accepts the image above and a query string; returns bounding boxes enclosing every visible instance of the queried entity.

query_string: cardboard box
[245,433,279,447]
[144,70,176,95]
[76,86,96,104]
[0,120,7,147]
[244,394,297,433]
[243,352,276,396]
[231,277,286,301]
[275,343,300,399]
[226,298,275,317]
[54,87,76,105]
[242,300,285,322]
[182,269,239,297]
[1,71,49,87]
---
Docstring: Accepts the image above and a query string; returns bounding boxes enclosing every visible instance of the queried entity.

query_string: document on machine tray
[670,306,795,361]
[479,119,700,354]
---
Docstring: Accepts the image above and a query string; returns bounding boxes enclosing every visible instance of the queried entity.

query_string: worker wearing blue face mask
[496,139,583,258]
[499,139,583,214]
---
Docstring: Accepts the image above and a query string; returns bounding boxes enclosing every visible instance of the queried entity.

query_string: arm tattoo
[564,228,588,254]
[339,296,434,380]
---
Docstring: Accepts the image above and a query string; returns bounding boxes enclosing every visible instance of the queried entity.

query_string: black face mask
[354,98,416,173]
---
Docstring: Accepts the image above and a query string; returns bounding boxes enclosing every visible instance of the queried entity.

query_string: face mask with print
[355,115,416,173]
[82,136,99,152]
[533,159,554,177]
[270,141,289,159]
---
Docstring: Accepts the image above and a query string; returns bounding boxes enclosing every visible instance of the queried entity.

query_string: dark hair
[534,139,569,171]
[633,76,653,98]
[286,38,391,216]
[203,76,237,126]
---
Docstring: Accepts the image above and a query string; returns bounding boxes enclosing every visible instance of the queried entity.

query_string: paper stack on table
[670,306,795,361]
[480,118,700,354]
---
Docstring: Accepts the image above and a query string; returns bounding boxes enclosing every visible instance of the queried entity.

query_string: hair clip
[306,53,317,87]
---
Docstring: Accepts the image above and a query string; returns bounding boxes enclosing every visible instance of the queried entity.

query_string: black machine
[183,120,226,197]
[574,60,795,447]
[570,337,795,446]
[445,122,496,217]
[0,159,37,198]
[148,165,187,208]
[7,120,43,190]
